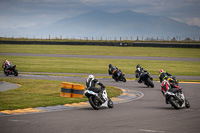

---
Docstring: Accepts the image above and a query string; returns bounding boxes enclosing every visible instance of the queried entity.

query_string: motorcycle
[162,80,190,109]
[136,72,154,88]
[165,90,190,109]
[84,87,114,110]
[113,70,126,82]
[4,65,18,76]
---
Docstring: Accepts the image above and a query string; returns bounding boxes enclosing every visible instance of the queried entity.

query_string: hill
[1,10,200,39]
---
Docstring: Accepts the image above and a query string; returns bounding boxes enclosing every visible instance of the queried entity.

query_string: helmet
[159,69,164,73]
[167,77,172,82]
[136,64,141,68]
[109,64,113,68]
[167,77,174,84]
[88,75,94,79]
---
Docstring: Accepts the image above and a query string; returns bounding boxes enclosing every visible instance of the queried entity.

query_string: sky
[0,0,200,29]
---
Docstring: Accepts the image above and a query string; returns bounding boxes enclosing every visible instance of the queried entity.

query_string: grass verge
[0,78,122,111]
[0,44,200,58]
[0,55,200,76]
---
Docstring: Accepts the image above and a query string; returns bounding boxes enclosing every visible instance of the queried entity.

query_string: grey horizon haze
[0,0,200,39]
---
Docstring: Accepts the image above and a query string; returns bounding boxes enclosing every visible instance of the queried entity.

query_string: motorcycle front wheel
[169,96,181,109]
[185,99,190,108]
[14,70,18,76]
[107,97,114,108]
[89,96,101,110]
[122,77,126,82]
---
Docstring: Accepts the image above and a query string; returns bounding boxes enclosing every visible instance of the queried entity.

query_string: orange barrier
[72,84,85,98]
[60,82,73,97]
[60,82,84,98]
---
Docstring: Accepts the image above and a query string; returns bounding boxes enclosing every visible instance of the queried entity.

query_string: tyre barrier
[72,84,85,98]
[60,82,84,98]
[60,82,73,97]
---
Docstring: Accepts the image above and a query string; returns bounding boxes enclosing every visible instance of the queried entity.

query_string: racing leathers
[108,65,121,81]
[161,79,181,104]
[135,66,148,83]
[2,60,12,70]
[161,80,180,94]
[159,71,172,83]
[85,77,105,96]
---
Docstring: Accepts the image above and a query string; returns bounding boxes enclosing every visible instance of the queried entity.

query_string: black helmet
[136,64,141,68]
[109,64,113,68]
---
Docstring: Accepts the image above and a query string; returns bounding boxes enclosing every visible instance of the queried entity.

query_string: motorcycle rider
[161,78,181,94]
[159,69,172,83]
[135,64,148,83]
[2,59,12,70]
[161,78,182,104]
[161,78,190,108]
[108,64,121,81]
[85,75,105,97]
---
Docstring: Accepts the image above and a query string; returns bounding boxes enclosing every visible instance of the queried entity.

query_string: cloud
[185,17,200,26]
[0,0,200,28]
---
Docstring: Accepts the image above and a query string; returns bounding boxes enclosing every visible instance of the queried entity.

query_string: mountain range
[1,10,200,40]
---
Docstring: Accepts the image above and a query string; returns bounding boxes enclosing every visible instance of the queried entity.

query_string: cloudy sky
[0,0,200,29]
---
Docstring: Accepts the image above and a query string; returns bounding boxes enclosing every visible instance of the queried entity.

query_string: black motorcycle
[136,72,154,88]
[4,65,18,76]
[113,70,126,82]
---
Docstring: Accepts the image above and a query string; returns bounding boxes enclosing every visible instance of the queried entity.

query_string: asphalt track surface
[0,74,200,133]
[0,81,20,92]
[0,54,200,133]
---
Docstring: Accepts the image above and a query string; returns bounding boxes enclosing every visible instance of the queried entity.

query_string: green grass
[0,43,199,111]
[0,44,200,58]
[0,55,200,76]
[0,78,122,111]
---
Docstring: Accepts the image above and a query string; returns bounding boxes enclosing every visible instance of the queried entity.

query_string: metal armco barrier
[1,40,200,48]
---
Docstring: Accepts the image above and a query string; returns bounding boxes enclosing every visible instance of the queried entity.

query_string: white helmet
[88,75,94,79]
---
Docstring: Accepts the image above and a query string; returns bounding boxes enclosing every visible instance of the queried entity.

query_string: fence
[1,36,200,42]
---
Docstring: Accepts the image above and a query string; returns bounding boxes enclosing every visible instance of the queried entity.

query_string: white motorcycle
[84,87,114,110]
[164,88,190,109]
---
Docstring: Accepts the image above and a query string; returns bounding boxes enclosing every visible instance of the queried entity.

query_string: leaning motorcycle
[84,87,114,110]
[113,70,126,82]
[162,80,190,109]
[4,65,18,76]
[165,90,190,109]
[136,72,154,88]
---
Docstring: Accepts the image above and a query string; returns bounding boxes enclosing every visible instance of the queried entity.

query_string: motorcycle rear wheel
[89,96,101,110]
[5,72,9,76]
[14,70,18,76]
[146,78,154,88]
[114,78,118,82]
[4,70,9,76]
